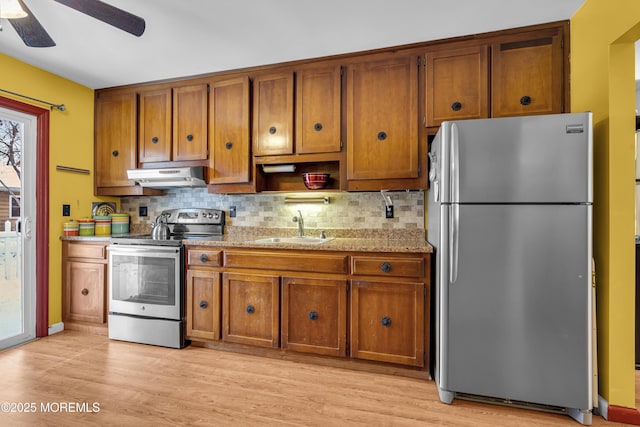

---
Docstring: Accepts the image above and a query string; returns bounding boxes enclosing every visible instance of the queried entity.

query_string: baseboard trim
[608,405,640,425]
[47,322,64,335]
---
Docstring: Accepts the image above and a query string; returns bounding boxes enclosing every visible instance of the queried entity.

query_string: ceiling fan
[1,0,145,47]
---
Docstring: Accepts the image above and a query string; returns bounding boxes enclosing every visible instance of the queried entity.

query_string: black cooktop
[110,234,223,246]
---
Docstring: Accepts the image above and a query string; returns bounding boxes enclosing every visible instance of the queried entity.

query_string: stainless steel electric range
[107,208,225,348]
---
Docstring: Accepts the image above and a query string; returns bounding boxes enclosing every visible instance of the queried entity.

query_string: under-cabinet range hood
[126,167,206,188]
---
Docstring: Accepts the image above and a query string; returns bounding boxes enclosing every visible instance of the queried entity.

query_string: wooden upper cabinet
[425,46,489,127]
[491,32,563,117]
[209,77,251,184]
[95,92,137,188]
[252,72,294,156]
[346,55,419,181]
[138,88,172,162]
[173,83,208,161]
[295,65,342,154]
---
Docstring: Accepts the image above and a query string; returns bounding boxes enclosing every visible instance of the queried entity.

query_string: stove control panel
[162,208,225,225]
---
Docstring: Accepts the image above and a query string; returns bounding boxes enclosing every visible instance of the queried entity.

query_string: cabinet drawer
[67,243,106,260]
[351,256,424,278]
[187,248,222,267]
[225,251,348,274]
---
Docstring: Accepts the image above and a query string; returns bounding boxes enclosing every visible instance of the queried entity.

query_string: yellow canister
[93,215,111,236]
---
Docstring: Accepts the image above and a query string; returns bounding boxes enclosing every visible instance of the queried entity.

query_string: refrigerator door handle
[449,203,459,284]
[428,152,440,201]
[450,123,460,203]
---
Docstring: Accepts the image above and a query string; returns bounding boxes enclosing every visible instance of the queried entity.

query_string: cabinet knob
[186,134,194,141]
[199,253,208,263]
[377,131,387,141]
[151,136,159,144]
[381,316,392,327]
[199,300,208,309]
[313,122,323,131]
[225,141,233,150]
[308,310,319,321]
[112,150,119,157]
[81,288,89,296]
[246,304,255,314]
[380,262,392,273]
[451,101,462,111]
[520,95,532,106]
[268,126,277,135]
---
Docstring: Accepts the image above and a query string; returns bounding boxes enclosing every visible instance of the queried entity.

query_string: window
[10,195,20,218]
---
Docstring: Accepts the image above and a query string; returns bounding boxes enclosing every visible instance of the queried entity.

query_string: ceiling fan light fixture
[0,0,28,19]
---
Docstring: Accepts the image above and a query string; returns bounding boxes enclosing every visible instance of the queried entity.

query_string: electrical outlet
[62,204,70,216]
[385,205,394,219]
[229,206,236,218]
[139,206,148,217]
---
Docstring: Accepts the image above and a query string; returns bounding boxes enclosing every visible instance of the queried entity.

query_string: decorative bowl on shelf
[302,173,330,190]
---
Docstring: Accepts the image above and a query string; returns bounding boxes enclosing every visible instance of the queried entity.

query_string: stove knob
[208,213,213,218]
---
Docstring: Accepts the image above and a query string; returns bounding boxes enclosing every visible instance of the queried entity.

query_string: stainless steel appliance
[108,208,225,349]
[427,113,593,424]
[126,167,206,188]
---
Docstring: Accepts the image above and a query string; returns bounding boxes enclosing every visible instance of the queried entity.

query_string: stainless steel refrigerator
[427,112,593,425]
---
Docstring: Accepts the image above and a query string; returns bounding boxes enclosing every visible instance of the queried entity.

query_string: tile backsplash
[120,189,425,231]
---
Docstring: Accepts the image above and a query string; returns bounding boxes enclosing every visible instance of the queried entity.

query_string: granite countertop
[61,227,433,253]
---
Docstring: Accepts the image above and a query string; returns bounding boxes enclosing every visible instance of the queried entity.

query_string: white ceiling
[0,0,587,89]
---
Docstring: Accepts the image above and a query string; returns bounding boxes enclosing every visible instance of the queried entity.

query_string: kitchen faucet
[292,210,304,237]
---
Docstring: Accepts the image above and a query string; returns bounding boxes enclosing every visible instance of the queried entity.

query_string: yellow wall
[0,53,115,327]
[572,0,640,408]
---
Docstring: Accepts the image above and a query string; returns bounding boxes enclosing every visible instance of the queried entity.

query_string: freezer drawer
[438,203,592,410]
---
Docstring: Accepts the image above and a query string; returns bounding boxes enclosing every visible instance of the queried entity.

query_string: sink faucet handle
[319,230,326,239]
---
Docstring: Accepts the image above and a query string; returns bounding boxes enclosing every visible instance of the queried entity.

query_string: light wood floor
[0,330,633,426]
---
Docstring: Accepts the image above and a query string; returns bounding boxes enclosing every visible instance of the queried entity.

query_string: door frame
[0,96,50,338]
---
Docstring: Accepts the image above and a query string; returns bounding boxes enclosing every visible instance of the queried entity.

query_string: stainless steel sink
[250,236,334,245]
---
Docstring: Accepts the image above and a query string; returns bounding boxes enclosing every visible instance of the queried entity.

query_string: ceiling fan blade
[8,0,56,47]
[54,0,145,37]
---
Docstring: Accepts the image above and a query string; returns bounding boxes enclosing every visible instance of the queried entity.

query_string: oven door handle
[107,246,180,256]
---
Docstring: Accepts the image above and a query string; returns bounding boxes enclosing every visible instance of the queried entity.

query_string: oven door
[107,245,182,320]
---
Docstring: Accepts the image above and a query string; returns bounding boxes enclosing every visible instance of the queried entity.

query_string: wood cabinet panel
[346,56,419,181]
[65,261,106,323]
[252,72,294,156]
[172,84,208,161]
[209,77,251,184]
[66,243,105,260]
[351,255,424,278]
[95,92,137,188]
[491,34,563,117]
[139,88,172,162]
[426,46,489,127]
[351,280,425,367]
[222,272,280,348]
[224,250,348,274]
[295,65,342,154]
[281,276,347,357]
[187,248,222,267]
[186,269,220,340]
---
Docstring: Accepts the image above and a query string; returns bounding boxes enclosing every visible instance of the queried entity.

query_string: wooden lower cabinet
[350,279,425,367]
[222,272,280,348]
[186,269,220,341]
[281,276,348,357]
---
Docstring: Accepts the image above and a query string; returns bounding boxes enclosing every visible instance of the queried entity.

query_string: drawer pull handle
[308,310,319,321]
[151,136,159,144]
[199,300,208,309]
[186,134,194,141]
[199,254,208,262]
[520,95,532,106]
[81,288,89,296]
[381,316,392,327]
[246,305,255,314]
[380,262,392,273]
[451,101,462,111]
[112,150,119,157]
[377,131,387,141]
[225,141,233,149]
[313,122,323,131]
[269,126,277,135]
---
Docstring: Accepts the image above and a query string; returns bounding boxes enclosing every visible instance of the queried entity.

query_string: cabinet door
[491,33,563,117]
[351,280,425,367]
[173,84,208,161]
[95,92,137,187]
[295,65,342,154]
[252,72,294,156]
[222,272,280,348]
[65,261,106,323]
[209,77,251,184]
[346,56,419,180]
[186,269,221,341]
[281,276,347,357]
[425,46,489,127]
[139,88,172,162]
